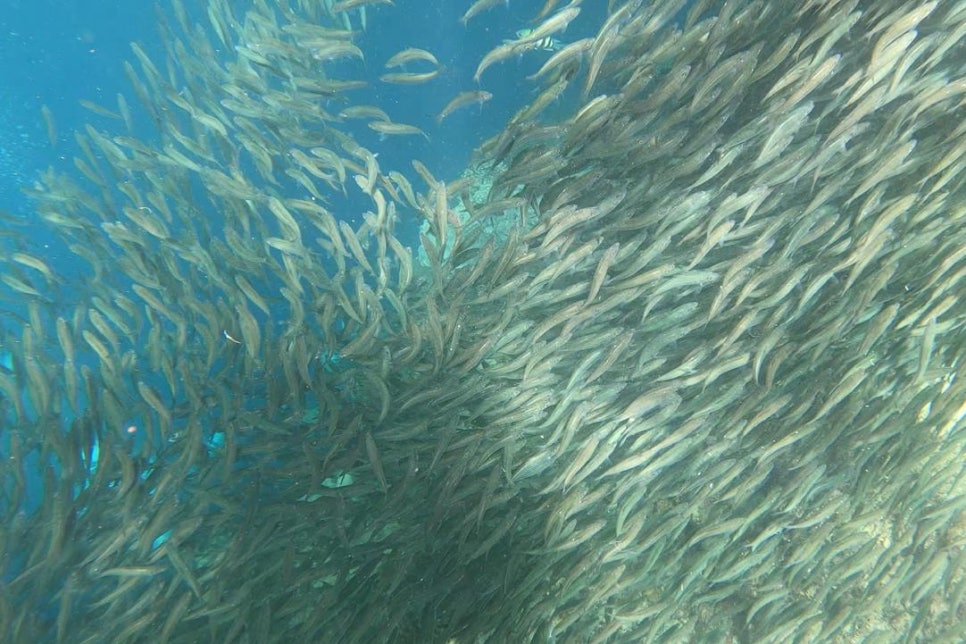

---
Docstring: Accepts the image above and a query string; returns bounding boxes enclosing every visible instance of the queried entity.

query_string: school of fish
[1,0,966,641]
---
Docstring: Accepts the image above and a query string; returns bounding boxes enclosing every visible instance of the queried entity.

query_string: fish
[379,70,440,84]
[384,47,439,69]
[509,28,564,52]
[460,0,506,27]
[41,104,57,146]
[473,41,522,82]
[367,119,430,140]
[11,252,57,284]
[9,0,966,640]
[437,90,493,123]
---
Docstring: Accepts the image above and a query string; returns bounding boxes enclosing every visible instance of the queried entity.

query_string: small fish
[437,90,493,123]
[460,0,506,27]
[364,432,389,492]
[384,47,439,69]
[368,119,430,140]
[509,28,563,52]
[41,105,57,146]
[379,70,440,84]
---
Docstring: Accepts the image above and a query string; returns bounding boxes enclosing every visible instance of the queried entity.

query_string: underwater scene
[1,0,966,641]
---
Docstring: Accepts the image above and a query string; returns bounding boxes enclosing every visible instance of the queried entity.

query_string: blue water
[0,1,157,210]
[0,0,609,266]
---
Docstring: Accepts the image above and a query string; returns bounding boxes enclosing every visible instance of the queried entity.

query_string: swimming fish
[508,28,564,52]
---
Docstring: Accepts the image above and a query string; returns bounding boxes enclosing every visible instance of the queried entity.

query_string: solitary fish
[384,47,439,69]
[379,70,440,84]
[437,90,493,123]
[368,119,430,140]
[460,0,506,27]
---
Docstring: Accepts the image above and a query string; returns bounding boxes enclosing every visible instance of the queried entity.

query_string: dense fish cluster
[3,0,966,641]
